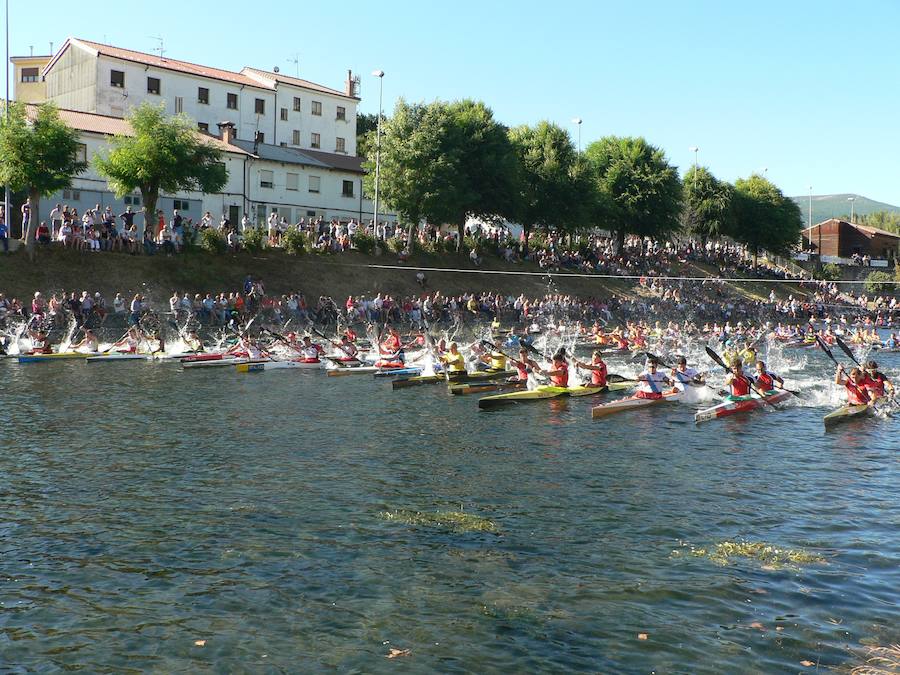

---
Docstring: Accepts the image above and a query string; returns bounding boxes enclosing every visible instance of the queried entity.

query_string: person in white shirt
[670,356,703,391]
[49,203,61,238]
[240,214,251,233]
[267,211,280,245]
[200,211,213,229]
[636,359,672,399]
[347,219,358,238]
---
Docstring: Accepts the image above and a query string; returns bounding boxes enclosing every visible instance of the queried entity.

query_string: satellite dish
[273,66,280,73]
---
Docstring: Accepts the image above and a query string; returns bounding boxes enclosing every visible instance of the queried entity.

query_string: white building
[31,107,377,228]
[41,38,359,155]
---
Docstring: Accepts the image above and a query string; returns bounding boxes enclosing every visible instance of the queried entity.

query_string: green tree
[682,165,733,246]
[508,121,581,254]
[356,112,380,159]
[864,270,894,295]
[583,136,682,250]
[0,102,86,253]
[836,210,900,234]
[94,102,228,237]
[731,174,803,266]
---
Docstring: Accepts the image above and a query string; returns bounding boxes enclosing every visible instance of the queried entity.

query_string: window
[75,143,87,163]
[335,137,346,153]
[311,100,322,116]
[147,77,161,95]
[227,93,238,110]
[279,142,287,147]
[336,106,346,121]
[292,129,300,145]
[310,132,320,149]
[256,132,265,144]
[286,173,299,191]
[255,98,265,114]
[293,96,301,112]
[306,210,316,217]
[21,67,39,83]
[260,170,274,189]
[124,195,142,206]
[174,96,183,113]
[173,199,191,211]
[198,122,209,133]
[280,107,288,121]
[308,175,320,193]
[63,190,81,201]
[198,87,209,104]
[342,180,354,198]
[110,70,125,88]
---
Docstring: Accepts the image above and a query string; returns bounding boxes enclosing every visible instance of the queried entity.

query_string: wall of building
[11,56,51,103]
[44,46,97,112]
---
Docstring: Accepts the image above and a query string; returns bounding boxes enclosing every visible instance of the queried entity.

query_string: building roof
[229,138,364,173]
[11,55,52,62]
[803,218,900,240]
[24,103,252,156]
[240,67,356,100]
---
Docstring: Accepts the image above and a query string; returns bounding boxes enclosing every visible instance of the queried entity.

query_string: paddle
[100,330,130,355]
[816,335,881,413]
[704,345,779,408]
[834,335,863,368]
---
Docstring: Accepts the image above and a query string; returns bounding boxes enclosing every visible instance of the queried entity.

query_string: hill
[790,193,900,225]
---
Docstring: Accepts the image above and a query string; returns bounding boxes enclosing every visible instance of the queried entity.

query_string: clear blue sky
[7,0,900,205]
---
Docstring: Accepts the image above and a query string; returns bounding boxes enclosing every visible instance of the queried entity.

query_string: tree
[836,210,900,234]
[864,270,893,295]
[356,112,380,159]
[0,102,86,254]
[94,102,227,237]
[731,174,803,266]
[583,136,682,251]
[682,166,734,246]
[508,121,581,254]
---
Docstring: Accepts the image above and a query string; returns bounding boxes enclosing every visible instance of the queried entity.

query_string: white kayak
[591,389,683,419]
[236,359,324,372]
[86,352,153,362]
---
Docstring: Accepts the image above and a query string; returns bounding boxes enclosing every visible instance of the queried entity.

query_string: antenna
[287,54,299,77]
[149,36,165,59]
[29,45,33,56]
[49,41,54,54]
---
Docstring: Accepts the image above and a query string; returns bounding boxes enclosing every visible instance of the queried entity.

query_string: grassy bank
[0,246,804,306]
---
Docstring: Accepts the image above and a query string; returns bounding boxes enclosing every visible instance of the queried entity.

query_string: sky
[6,0,900,205]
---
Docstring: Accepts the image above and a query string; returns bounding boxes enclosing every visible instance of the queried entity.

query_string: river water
[0,346,897,673]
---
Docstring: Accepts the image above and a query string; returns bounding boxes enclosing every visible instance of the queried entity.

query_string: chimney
[217,121,236,144]
[346,69,353,96]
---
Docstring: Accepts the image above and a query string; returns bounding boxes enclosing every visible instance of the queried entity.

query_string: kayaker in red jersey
[835,366,872,406]
[636,358,671,399]
[511,347,540,382]
[381,328,402,354]
[861,360,894,399]
[725,359,753,398]
[537,351,569,387]
[753,361,783,394]
[575,350,608,388]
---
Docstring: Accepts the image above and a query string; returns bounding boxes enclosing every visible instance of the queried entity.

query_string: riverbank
[0,246,808,305]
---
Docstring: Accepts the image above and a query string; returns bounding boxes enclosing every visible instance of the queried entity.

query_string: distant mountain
[790,193,900,226]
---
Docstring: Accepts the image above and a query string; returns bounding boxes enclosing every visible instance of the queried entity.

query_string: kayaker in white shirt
[636,358,672,399]
[670,356,703,391]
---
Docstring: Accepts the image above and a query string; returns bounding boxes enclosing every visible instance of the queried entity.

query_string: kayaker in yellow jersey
[481,348,507,372]
[739,343,757,366]
[440,342,467,373]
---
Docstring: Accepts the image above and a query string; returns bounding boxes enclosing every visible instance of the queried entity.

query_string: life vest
[862,373,886,398]
[845,380,870,406]
[590,361,607,387]
[444,352,466,373]
[755,371,776,393]
[730,374,751,397]
[489,353,507,371]
[515,362,529,380]
[550,363,568,387]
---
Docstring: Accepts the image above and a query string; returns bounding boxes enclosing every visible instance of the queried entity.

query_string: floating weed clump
[379,509,498,534]
[672,540,826,570]
[850,644,900,675]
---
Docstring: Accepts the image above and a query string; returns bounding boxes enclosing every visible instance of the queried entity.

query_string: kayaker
[670,356,703,391]
[885,333,899,349]
[338,335,359,359]
[835,366,872,406]
[725,359,753,398]
[636,358,672,399]
[72,329,100,353]
[440,342,467,374]
[575,350,608,388]
[28,328,53,354]
[300,336,322,360]
[110,326,141,354]
[752,361,783,394]
[861,360,894,399]
[482,348,507,372]
[537,351,569,387]
[184,330,203,352]
[510,347,540,382]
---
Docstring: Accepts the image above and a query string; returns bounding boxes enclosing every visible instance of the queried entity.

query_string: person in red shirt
[753,361,783,394]
[725,360,752,398]
[575,350,608,388]
[835,366,872,406]
[861,360,894,400]
[538,351,569,387]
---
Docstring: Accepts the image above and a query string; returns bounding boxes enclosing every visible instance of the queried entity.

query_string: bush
[462,235,480,254]
[352,231,377,254]
[386,236,407,254]
[282,226,306,255]
[243,226,267,253]
[864,270,894,294]
[198,227,227,254]
[816,262,843,281]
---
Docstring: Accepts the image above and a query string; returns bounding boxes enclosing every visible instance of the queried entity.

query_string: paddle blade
[704,345,728,370]
[834,336,861,366]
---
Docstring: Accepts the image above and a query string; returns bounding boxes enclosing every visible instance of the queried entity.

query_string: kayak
[392,369,514,390]
[449,380,526,396]
[478,382,629,410]
[373,367,422,378]
[236,358,324,373]
[17,352,88,363]
[86,352,154,362]
[694,390,792,424]
[823,403,875,429]
[591,389,683,419]
[182,357,266,369]
[326,366,380,377]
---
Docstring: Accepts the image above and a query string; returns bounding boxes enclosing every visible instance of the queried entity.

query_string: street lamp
[572,117,582,153]
[3,0,10,239]
[689,146,699,168]
[371,69,384,239]
[847,196,856,223]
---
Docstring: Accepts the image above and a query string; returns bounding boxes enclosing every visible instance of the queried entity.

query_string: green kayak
[478,381,632,410]
[823,403,876,429]
[392,369,515,390]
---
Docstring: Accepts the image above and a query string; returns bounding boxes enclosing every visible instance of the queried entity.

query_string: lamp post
[4,0,10,240]
[689,146,699,169]
[371,70,384,240]
[572,117,582,153]
[847,196,855,223]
